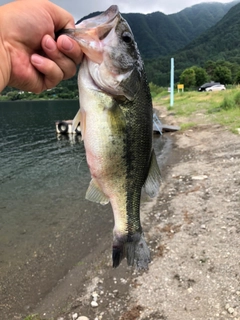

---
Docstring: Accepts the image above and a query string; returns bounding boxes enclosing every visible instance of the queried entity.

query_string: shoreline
[22,104,240,319]
[32,131,176,320]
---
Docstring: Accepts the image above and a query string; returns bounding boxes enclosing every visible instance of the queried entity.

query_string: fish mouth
[75,5,119,29]
[57,5,120,64]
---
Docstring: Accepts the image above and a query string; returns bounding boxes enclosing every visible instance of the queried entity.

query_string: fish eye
[122,32,132,43]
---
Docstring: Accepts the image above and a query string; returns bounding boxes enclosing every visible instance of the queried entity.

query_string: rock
[91,300,99,308]
[92,291,99,301]
[92,291,99,297]
[228,307,235,314]
[77,317,89,320]
[72,313,78,320]
[192,175,208,180]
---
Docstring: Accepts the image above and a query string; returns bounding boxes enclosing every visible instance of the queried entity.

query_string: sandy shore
[33,105,240,320]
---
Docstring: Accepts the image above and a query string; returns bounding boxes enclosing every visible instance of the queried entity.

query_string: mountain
[76,1,239,59]
[174,2,240,66]
[136,1,240,85]
[169,1,239,42]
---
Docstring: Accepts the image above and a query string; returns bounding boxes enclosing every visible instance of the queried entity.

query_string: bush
[233,91,240,107]
[219,96,235,110]
[149,82,165,97]
[220,91,240,110]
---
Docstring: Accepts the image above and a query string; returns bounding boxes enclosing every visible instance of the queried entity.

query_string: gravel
[34,112,240,320]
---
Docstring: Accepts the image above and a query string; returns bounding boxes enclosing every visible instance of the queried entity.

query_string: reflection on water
[56,132,82,144]
[0,100,112,319]
[0,100,166,319]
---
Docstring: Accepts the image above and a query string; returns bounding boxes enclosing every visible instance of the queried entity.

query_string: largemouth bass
[62,5,161,269]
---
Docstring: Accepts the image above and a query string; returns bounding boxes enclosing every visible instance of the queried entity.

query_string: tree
[192,66,208,86]
[204,60,216,79]
[179,67,196,88]
[214,65,232,84]
[235,71,240,84]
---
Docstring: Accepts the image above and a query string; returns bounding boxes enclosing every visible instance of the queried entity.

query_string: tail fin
[112,233,150,270]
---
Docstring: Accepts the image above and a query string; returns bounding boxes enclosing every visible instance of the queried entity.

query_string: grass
[23,315,41,320]
[23,315,54,320]
[180,122,198,130]
[153,87,240,133]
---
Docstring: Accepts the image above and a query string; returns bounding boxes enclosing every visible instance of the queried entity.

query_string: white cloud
[0,0,236,21]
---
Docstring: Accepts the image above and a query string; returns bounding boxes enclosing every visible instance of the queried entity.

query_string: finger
[46,1,76,30]
[42,35,77,80]
[57,35,83,66]
[31,54,64,92]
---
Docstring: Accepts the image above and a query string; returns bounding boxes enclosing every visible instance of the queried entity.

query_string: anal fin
[85,179,109,205]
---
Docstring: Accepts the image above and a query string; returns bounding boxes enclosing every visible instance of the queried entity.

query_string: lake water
[0,100,166,319]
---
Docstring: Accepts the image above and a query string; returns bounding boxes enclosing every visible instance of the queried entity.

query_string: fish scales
[61,5,161,269]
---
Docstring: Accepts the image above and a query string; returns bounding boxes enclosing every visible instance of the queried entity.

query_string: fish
[62,5,161,269]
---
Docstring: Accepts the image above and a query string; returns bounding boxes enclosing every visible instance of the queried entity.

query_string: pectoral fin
[86,179,109,205]
[72,109,81,133]
[144,150,161,198]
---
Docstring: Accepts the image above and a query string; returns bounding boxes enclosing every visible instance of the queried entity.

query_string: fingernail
[45,37,57,51]
[31,54,43,65]
[61,37,73,51]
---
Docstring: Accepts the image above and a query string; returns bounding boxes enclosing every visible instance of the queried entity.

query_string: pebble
[228,307,235,314]
[91,300,99,308]
[92,291,99,301]
[77,317,89,320]
[120,278,127,284]
[72,313,78,320]
[92,291,99,298]
[192,175,208,180]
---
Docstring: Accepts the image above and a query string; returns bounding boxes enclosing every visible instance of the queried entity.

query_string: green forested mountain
[77,1,238,59]
[169,1,238,42]
[175,2,240,65]
[145,1,240,85]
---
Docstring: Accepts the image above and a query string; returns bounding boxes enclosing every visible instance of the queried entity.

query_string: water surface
[0,100,114,319]
[0,100,165,319]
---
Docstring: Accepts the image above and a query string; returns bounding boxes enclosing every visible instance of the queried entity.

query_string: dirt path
[127,124,240,320]
[119,107,240,320]
[34,106,240,320]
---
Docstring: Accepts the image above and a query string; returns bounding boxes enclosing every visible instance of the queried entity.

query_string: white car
[205,84,226,92]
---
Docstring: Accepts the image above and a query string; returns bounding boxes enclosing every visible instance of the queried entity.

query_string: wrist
[0,10,11,92]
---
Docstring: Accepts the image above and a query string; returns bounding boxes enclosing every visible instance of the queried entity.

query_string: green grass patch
[180,122,197,131]
[23,315,54,320]
[211,108,240,133]
[153,87,240,133]
[23,315,41,320]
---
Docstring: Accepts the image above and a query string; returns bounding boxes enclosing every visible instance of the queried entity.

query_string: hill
[142,1,240,85]
[169,1,238,42]
[76,1,238,59]
[175,2,240,66]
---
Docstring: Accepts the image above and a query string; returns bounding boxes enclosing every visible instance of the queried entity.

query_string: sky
[0,0,236,21]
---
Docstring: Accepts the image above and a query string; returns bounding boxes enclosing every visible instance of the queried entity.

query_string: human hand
[0,0,83,93]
